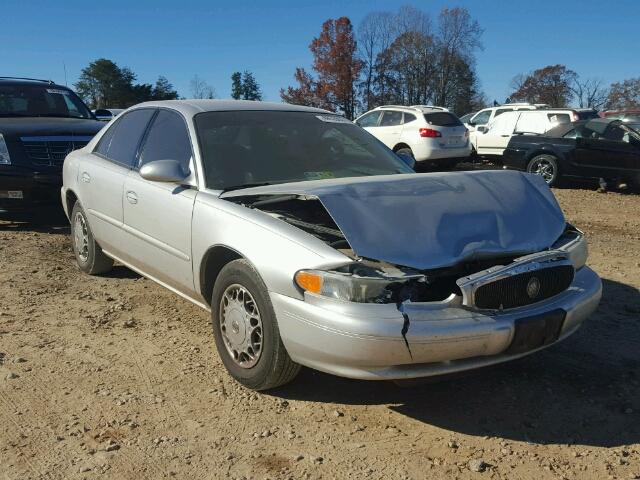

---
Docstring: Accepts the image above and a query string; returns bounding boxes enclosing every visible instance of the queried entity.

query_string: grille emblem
[526,277,541,299]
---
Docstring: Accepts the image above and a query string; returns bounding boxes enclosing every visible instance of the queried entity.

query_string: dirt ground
[1,184,639,480]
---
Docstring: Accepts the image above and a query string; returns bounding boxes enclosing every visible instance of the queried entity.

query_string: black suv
[0,77,104,218]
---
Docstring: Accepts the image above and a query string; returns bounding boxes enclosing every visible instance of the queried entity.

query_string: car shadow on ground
[272,278,640,448]
[102,265,142,280]
[0,207,70,234]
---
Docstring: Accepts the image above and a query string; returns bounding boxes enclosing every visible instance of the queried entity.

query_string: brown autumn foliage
[510,64,577,107]
[281,17,362,119]
[606,77,640,110]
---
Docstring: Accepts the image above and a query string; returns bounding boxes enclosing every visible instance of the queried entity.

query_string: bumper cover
[0,166,62,213]
[272,266,602,380]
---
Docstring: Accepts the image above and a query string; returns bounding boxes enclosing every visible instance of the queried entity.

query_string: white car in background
[473,110,582,158]
[465,103,547,132]
[355,105,471,168]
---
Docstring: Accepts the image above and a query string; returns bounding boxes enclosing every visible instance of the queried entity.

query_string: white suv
[355,105,471,167]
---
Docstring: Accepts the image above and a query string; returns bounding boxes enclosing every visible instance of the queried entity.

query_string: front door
[122,109,197,296]
[575,123,640,179]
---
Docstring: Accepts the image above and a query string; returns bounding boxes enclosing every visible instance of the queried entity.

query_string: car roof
[0,77,64,88]
[370,105,449,114]
[131,99,332,117]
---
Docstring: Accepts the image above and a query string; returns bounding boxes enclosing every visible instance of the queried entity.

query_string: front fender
[191,192,351,301]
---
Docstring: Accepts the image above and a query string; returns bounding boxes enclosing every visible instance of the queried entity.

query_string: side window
[94,120,118,157]
[515,112,547,134]
[139,110,193,172]
[471,110,491,125]
[356,111,381,127]
[547,113,571,127]
[494,108,511,118]
[403,113,417,124]
[602,125,626,142]
[563,129,577,139]
[380,111,403,126]
[95,109,155,167]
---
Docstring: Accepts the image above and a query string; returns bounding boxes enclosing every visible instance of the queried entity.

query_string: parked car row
[58,99,602,390]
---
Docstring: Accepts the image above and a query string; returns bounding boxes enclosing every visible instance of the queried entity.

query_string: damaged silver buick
[61,100,602,390]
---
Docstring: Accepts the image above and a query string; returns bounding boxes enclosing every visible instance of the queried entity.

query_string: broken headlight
[294,266,425,303]
[553,226,588,270]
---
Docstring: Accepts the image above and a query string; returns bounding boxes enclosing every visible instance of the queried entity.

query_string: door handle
[126,191,138,204]
[81,172,91,183]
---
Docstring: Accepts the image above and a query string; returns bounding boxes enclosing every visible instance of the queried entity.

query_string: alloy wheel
[73,212,89,262]
[219,284,263,368]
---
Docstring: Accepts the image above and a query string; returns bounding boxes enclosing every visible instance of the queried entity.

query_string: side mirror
[476,125,487,134]
[396,152,416,170]
[139,159,188,183]
[467,121,476,127]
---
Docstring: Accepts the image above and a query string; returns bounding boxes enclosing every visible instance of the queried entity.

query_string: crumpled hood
[222,170,566,270]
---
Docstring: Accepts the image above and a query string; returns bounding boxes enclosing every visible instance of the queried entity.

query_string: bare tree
[358,11,394,110]
[571,77,609,109]
[433,7,483,107]
[189,75,216,99]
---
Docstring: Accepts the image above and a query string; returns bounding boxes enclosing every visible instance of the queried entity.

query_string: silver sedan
[61,100,602,390]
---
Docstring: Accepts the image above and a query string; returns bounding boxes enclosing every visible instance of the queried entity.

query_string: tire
[211,259,300,390]
[70,202,114,275]
[527,154,561,187]
[395,147,414,159]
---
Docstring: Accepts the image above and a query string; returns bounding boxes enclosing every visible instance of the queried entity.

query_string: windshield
[195,110,413,190]
[0,85,93,119]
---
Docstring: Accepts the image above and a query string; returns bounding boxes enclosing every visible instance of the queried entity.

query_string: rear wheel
[211,259,300,390]
[70,202,113,275]
[527,154,560,186]
[395,147,414,159]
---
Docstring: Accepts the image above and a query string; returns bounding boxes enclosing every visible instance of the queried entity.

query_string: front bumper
[0,166,62,214]
[272,266,602,380]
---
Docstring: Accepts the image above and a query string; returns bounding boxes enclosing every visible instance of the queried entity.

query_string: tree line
[74,8,640,116]
[74,59,262,109]
[509,64,640,111]
[281,6,485,119]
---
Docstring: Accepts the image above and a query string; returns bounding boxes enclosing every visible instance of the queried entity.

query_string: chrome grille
[474,265,574,309]
[456,252,575,311]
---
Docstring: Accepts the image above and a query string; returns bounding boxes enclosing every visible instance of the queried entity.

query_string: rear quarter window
[423,112,462,127]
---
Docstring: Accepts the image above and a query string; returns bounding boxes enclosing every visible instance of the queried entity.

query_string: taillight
[419,128,442,138]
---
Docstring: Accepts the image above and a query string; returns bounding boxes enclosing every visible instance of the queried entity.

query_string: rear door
[376,110,404,148]
[476,112,519,156]
[79,108,155,256]
[122,109,197,296]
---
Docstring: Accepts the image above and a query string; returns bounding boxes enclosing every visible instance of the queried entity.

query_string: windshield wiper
[219,182,275,194]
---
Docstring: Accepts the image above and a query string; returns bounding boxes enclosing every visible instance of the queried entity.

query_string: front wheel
[211,259,300,390]
[70,202,114,275]
[527,154,560,186]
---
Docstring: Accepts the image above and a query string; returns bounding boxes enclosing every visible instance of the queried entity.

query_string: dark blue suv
[0,77,104,218]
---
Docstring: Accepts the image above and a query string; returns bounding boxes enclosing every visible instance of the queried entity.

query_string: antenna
[63,62,68,86]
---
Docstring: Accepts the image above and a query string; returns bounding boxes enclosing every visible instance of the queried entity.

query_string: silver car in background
[61,100,602,390]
